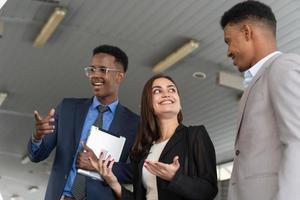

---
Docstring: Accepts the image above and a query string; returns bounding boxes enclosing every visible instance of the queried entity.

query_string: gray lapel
[235,53,282,144]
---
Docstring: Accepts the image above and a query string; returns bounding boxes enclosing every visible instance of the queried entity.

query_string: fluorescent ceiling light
[0,92,7,106]
[33,7,66,48]
[0,0,8,10]
[152,40,200,73]
[218,71,244,91]
[0,0,7,38]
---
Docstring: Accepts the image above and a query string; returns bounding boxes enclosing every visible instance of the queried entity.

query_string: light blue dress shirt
[62,96,118,197]
[243,51,282,88]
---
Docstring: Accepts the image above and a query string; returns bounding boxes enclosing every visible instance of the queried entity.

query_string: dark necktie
[93,105,109,128]
[71,105,109,200]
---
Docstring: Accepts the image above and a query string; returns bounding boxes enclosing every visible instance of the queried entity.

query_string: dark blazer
[27,98,139,200]
[122,125,218,200]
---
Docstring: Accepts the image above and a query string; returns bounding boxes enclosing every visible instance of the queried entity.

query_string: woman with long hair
[89,74,218,200]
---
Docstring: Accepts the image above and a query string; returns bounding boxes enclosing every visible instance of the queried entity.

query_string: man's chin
[234,63,249,72]
[238,67,246,72]
[233,61,241,70]
[238,65,252,72]
[93,89,104,97]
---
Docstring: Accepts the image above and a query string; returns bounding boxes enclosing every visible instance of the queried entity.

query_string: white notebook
[77,126,126,180]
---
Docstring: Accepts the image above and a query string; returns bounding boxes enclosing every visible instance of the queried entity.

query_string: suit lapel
[108,103,123,137]
[235,54,282,144]
[74,99,91,147]
[159,125,185,161]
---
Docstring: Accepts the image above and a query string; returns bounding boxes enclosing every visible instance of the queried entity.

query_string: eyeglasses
[84,66,121,76]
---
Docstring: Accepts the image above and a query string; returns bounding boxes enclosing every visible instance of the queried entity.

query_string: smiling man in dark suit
[27,45,139,200]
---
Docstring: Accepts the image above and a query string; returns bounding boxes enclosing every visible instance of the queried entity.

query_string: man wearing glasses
[27,45,139,200]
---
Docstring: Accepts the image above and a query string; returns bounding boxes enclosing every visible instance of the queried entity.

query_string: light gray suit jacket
[228,53,300,200]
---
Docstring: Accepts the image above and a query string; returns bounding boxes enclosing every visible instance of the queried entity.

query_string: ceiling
[0,0,300,199]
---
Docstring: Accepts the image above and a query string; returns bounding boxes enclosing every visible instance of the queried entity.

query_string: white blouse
[142,139,169,200]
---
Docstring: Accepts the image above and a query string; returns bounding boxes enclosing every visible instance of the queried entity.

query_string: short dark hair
[93,45,128,72]
[220,1,276,35]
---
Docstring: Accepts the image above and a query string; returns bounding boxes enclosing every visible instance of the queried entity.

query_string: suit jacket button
[235,150,240,156]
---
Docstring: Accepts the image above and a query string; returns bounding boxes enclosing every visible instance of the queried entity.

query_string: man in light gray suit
[220,1,300,200]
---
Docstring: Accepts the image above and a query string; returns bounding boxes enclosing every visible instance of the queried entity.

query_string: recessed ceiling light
[10,194,20,200]
[20,155,30,164]
[192,71,206,80]
[28,186,39,193]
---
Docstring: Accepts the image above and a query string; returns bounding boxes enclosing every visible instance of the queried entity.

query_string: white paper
[77,126,126,180]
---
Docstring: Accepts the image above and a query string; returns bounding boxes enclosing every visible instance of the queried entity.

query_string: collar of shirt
[91,96,119,115]
[243,51,282,88]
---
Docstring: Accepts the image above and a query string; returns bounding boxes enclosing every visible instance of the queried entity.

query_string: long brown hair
[131,74,183,159]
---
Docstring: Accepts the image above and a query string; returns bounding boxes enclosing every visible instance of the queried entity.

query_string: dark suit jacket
[122,125,218,200]
[27,98,139,200]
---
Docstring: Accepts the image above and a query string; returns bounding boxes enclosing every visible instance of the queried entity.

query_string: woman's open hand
[144,155,180,181]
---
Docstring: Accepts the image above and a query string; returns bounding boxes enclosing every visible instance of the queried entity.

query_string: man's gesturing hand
[33,109,55,140]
